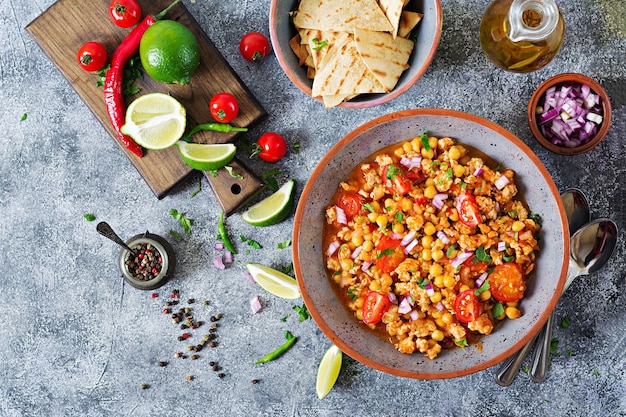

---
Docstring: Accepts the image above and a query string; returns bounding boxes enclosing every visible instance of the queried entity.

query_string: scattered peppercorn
[252,379,259,384]
[151,293,158,298]
[203,300,210,306]
[211,364,220,372]
[187,298,195,304]
[218,373,225,378]
[209,361,216,367]
[140,384,149,389]
[191,354,199,360]
[185,375,193,381]
[158,361,168,367]
[209,341,217,348]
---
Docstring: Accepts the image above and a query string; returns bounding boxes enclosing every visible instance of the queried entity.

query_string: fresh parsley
[169,230,182,241]
[474,246,491,263]
[293,141,301,153]
[20,113,27,122]
[560,316,572,329]
[347,286,359,301]
[376,248,395,258]
[169,208,193,234]
[293,304,310,322]
[420,132,430,151]
[190,177,202,198]
[549,338,559,355]
[311,37,328,51]
[278,239,292,249]
[83,213,96,222]
[262,168,281,192]
[240,235,262,249]
[225,166,243,179]
[474,280,490,296]
[492,303,505,318]
[363,203,375,213]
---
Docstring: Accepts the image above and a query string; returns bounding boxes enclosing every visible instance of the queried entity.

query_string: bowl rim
[268,0,443,108]
[527,72,613,156]
[292,108,569,379]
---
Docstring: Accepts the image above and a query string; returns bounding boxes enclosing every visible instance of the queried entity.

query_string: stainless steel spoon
[494,188,590,387]
[96,221,136,254]
[529,218,618,382]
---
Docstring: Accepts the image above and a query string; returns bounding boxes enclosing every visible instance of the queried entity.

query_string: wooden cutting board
[26,0,266,214]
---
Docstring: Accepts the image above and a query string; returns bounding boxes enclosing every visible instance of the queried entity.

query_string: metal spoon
[529,218,618,382]
[494,188,590,387]
[96,221,136,254]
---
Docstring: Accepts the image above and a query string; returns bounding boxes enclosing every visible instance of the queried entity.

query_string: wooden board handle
[204,158,265,216]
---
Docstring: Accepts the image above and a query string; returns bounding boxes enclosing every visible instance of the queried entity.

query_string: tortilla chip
[293,0,393,33]
[322,94,349,108]
[300,29,344,72]
[354,28,414,92]
[398,11,423,38]
[312,32,386,97]
[378,0,404,38]
[289,34,309,67]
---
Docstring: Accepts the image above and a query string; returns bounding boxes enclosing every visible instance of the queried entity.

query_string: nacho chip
[398,11,423,38]
[378,0,405,38]
[354,28,414,92]
[293,0,393,33]
[300,29,343,72]
[289,34,309,67]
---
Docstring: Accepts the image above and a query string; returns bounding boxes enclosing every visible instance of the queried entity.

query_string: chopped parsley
[20,113,27,122]
[169,230,182,241]
[395,212,405,222]
[446,244,457,258]
[474,280,490,296]
[83,213,96,222]
[190,177,202,198]
[347,286,359,301]
[560,316,572,329]
[420,132,430,151]
[169,208,193,234]
[492,303,505,318]
[530,213,543,226]
[293,304,310,322]
[225,165,243,179]
[240,235,262,249]
[550,338,559,355]
[474,246,491,263]
[376,248,395,258]
[455,339,468,349]
[311,37,328,51]
[278,239,292,249]
[281,263,294,274]
[293,141,301,154]
[363,203,375,212]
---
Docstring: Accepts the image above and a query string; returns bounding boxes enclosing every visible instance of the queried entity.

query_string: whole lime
[139,20,200,85]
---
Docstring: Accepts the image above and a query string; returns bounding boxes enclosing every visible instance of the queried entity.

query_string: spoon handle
[96,222,135,254]
[528,312,555,382]
[493,332,539,386]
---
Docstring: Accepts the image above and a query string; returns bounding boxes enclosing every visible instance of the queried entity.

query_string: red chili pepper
[103,0,182,158]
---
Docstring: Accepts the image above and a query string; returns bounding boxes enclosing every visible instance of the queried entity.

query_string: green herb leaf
[169,230,182,241]
[445,168,453,180]
[190,177,202,198]
[169,208,193,234]
[474,246,491,263]
[446,244,457,258]
[560,316,572,329]
[474,280,490,296]
[280,314,290,322]
[420,132,430,151]
[549,338,559,354]
[281,263,294,274]
[83,213,96,222]
[347,286,358,301]
[311,37,328,51]
[376,248,395,258]
[20,113,27,122]
[293,304,310,322]
[278,239,292,249]
[225,165,244,179]
[455,339,468,348]
[262,169,281,192]
[293,141,301,154]
[395,212,404,222]
[492,303,505,318]
[363,203,375,213]
[240,235,262,249]
[530,213,543,226]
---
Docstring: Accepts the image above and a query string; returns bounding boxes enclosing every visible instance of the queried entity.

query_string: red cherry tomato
[456,191,482,227]
[108,0,142,28]
[256,132,287,163]
[489,263,526,302]
[209,92,239,123]
[337,193,363,221]
[382,164,411,196]
[362,291,391,325]
[239,32,270,61]
[454,289,481,323]
[374,236,405,274]
[76,42,108,72]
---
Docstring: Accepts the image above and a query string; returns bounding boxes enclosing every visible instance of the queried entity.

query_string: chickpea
[351,234,364,247]
[429,263,443,277]
[431,329,445,342]
[433,275,444,288]
[367,212,379,223]
[369,281,382,291]
[443,275,456,288]
[453,164,466,178]
[340,258,352,271]
[479,289,492,301]
[435,318,446,328]
[370,201,381,212]
[376,215,388,228]
[423,222,437,236]
[401,197,413,212]
[422,249,433,261]
[355,309,363,321]
[411,137,422,151]
[402,141,413,153]
[421,234,434,248]
[431,249,445,262]
[448,146,462,161]
[362,240,374,252]
[448,208,459,222]
[428,136,438,149]
[431,310,443,319]
[442,312,454,324]
[354,297,364,309]
[380,273,393,289]
[392,223,405,234]
[421,148,435,159]
[384,198,396,210]
[459,284,470,292]
[394,147,405,158]
[505,306,522,319]
[424,185,437,199]
[425,178,435,187]
[512,221,525,232]
[430,292,442,303]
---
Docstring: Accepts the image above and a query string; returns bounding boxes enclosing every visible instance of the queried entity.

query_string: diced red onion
[250,295,263,314]
[214,242,224,251]
[398,296,413,314]
[476,272,488,288]
[336,206,347,225]
[388,293,398,305]
[391,233,402,240]
[400,230,417,246]
[435,301,445,311]
[497,241,506,252]
[400,156,422,170]
[243,271,255,284]
[436,230,450,244]
[361,261,372,272]
[212,256,225,270]
[351,246,363,260]
[432,193,448,210]
[424,283,435,296]
[404,238,419,254]
[409,310,420,321]
[450,250,473,269]
[327,241,340,256]
[473,167,484,176]
[495,175,510,190]
[223,251,233,264]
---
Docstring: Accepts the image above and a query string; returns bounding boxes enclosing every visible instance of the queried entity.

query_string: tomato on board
[456,191,482,227]
[337,193,363,221]
[256,132,287,163]
[76,42,108,72]
[489,262,526,302]
[362,291,391,325]
[382,164,411,196]
[239,32,270,61]
[108,0,141,28]
[454,289,481,323]
[209,92,239,123]
[374,236,405,273]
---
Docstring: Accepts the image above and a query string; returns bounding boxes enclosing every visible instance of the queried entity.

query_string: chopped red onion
[473,167,484,176]
[243,271,255,284]
[400,156,422,170]
[223,250,233,264]
[361,261,372,272]
[495,175,510,190]
[450,250,473,269]
[398,296,413,314]
[436,230,450,244]
[336,206,347,225]
[476,272,488,288]
[327,241,340,256]
[497,241,506,252]
[404,238,419,254]
[388,293,398,304]
[250,295,263,314]
[424,283,435,296]
[391,233,403,240]
[212,256,225,270]
[214,242,224,251]
[351,246,363,260]
[432,193,448,210]
[435,301,445,311]
[400,230,417,246]
[409,310,420,321]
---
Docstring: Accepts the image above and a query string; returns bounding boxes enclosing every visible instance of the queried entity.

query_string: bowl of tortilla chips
[269,0,443,109]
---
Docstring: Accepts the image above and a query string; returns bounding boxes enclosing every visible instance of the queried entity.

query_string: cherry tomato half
[256,132,287,163]
[489,262,526,302]
[336,193,363,221]
[382,164,411,196]
[374,236,406,274]
[209,92,239,123]
[239,32,270,61]
[456,191,482,227]
[108,0,142,28]
[362,291,391,325]
[76,42,108,72]
[454,289,481,323]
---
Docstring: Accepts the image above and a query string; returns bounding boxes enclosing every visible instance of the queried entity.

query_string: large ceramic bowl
[269,0,442,108]
[292,109,569,379]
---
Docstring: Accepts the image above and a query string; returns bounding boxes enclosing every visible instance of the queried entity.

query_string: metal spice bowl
[118,231,176,290]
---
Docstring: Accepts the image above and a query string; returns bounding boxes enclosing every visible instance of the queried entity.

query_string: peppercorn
[187,298,195,304]
[191,354,199,360]
[202,300,210,306]
[140,384,149,389]
[209,361,216,367]
[209,341,217,348]
[187,345,194,351]
[177,336,184,342]
[125,243,163,281]
[158,361,168,367]
[185,375,194,381]
[174,352,182,358]
[151,293,158,298]
[218,373,225,378]
[252,379,259,384]
[211,364,220,372]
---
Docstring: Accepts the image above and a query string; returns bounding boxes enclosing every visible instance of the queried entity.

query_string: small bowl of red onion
[528,73,612,155]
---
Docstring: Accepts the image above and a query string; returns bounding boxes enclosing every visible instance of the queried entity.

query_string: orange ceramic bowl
[269,0,442,108]
[292,109,569,379]
[528,73,612,155]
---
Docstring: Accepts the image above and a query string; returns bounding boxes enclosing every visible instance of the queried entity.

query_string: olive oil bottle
[480,0,564,73]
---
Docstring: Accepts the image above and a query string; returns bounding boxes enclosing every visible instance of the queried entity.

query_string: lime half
[176,142,236,171]
[316,344,343,400]
[242,180,295,227]
[121,93,186,150]
[245,263,300,299]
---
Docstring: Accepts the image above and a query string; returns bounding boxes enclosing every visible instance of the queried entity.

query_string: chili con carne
[103,0,182,157]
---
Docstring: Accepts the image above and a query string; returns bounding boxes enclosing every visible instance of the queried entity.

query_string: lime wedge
[245,263,300,299]
[316,344,343,400]
[176,141,236,171]
[121,93,186,150]
[242,180,295,227]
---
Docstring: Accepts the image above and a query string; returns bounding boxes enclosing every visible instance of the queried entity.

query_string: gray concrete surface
[2,0,626,416]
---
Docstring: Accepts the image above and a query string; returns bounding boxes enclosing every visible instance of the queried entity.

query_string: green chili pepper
[218,211,237,254]
[185,123,248,141]
[254,331,298,364]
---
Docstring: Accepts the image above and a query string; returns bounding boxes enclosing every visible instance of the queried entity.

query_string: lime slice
[242,180,295,227]
[316,344,343,400]
[245,263,300,299]
[176,141,236,171]
[121,93,186,150]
